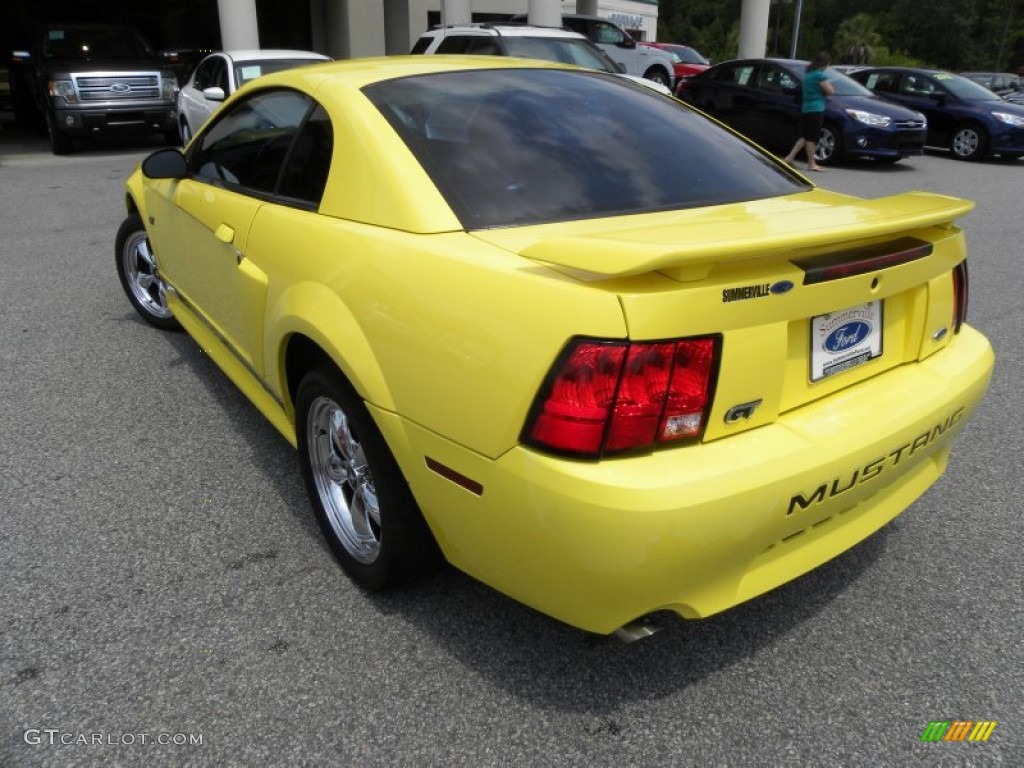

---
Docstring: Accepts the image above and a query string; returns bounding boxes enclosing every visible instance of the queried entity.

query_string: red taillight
[952,260,969,333]
[524,337,720,458]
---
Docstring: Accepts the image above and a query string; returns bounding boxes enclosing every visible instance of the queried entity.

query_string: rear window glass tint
[365,68,805,229]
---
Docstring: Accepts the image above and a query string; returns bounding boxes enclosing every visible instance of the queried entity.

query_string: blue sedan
[678,58,928,165]
[850,67,1024,160]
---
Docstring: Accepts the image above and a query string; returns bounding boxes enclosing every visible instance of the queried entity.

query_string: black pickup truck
[15,24,179,154]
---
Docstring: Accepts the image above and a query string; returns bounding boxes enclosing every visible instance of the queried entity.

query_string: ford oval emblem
[770,280,794,295]
[110,82,131,93]
[824,322,871,352]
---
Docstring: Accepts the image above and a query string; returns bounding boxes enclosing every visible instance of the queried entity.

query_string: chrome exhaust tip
[612,622,661,644]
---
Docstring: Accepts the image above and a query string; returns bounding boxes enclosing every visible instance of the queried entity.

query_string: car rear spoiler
[516,191,974,280]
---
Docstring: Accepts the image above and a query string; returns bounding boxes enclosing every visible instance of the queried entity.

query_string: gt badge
[725,399,763,423]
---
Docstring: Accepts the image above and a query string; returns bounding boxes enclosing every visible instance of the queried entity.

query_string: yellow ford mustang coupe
[116,57,993,636]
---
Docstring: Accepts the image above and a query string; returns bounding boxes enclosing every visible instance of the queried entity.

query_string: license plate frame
[810,301,884,382]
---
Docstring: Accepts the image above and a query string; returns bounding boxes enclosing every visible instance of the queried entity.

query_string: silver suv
[411,24,672,94]
[508,14,676,89]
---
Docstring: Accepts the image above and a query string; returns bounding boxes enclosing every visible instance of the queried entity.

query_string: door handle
[214,223,235,243]
[213,223,243,264]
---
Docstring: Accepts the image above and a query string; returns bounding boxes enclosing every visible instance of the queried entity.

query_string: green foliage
[871,46,927,67]
[657,0,743,63]
[655,0,1024,72]
[834,13,883,65]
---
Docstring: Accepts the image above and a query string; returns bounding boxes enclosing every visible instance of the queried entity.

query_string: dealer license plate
[810,301,883,382]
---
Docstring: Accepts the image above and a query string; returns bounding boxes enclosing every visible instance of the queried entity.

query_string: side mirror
[619,38,636,50]
[202,86,226,102]
[141,148,188,179]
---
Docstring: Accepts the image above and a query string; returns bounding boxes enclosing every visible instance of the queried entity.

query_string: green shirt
[803,70,829,113]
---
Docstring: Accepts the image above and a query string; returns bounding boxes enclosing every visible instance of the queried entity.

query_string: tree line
[658,0,1024,73]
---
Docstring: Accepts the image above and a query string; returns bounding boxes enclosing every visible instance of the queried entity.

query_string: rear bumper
[382,325,993,634]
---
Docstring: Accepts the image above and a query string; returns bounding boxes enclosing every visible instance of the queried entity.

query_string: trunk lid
[474,189,973,443]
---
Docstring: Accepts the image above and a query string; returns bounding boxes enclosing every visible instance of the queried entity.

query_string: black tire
[114,213,181,330]
[45,113,73,155]
[179,118,192,146]
[950,123,986,160]
[815,123,843,166]
[643,67,670,87]
[296,366,440,590]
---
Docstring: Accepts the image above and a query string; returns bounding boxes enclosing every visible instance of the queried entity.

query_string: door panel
[171,180,266,368]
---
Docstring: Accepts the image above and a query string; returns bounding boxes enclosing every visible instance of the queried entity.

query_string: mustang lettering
[788,407,966,515]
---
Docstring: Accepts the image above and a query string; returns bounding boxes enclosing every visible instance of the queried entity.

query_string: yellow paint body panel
[122,56,995,634]
[382,327,991,633]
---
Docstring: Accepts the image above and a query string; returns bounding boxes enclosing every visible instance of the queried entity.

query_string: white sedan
[177,49,330,143]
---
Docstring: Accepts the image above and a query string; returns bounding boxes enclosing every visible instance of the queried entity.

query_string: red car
[641,42,710,89]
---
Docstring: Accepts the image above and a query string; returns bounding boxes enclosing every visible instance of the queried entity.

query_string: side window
[865,72,897,93]
[465,37,500,55]
[901,74,937,97]
[436,36,470,54]
[193,58,217,90]
[209,58,228,92]
[190,89,313,195]
[594,22,625,45]
[712,66,737,84]
[716,65,754,86]
[759,66,796,92]
[410,37,431,55]
[277,105,333,206]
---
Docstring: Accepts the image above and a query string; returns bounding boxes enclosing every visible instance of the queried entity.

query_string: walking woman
[785,52,835,171]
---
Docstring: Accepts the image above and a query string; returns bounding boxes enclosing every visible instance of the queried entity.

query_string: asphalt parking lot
[1,123,1021,767]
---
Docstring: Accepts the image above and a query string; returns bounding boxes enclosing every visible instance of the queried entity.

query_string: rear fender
[267,281,394,416]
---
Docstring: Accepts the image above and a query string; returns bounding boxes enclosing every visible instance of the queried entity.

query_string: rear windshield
[365,69,806,229]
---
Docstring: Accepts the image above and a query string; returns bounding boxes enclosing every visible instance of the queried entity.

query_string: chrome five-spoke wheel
[308,395,382,564]
[115,213,180,330]
[296,367,440,590]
